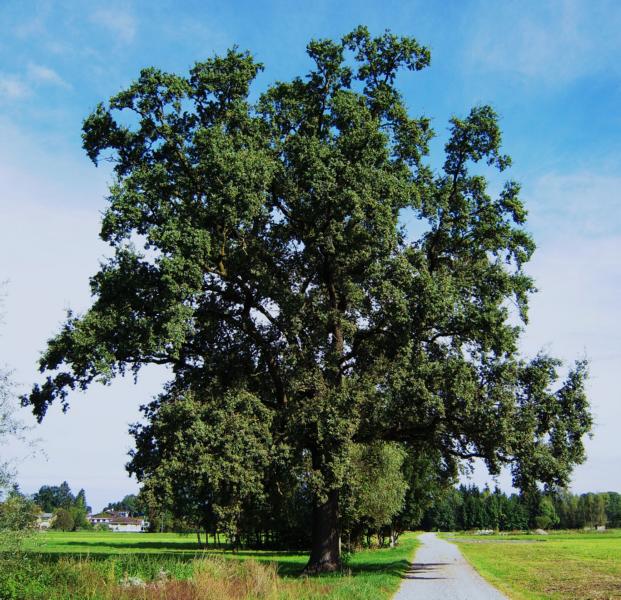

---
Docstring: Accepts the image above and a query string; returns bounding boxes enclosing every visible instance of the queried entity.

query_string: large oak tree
[25,27,591,572]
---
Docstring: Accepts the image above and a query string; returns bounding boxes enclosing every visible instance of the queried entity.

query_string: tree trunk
[196,529,203,548]
[304,489,341,574]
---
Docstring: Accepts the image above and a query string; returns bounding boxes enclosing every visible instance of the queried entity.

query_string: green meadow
[1,531,420,600]
[448,530,621,600]
[5,527,621,599]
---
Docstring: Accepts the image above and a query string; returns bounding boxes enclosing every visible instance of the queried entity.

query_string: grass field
[0,531,420,600]
[447,530,621,600]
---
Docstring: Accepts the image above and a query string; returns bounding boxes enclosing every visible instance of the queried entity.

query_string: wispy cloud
[91,8,136,44]
[0,64,71,104]
[466,0,621,85]
[14,8,49,40]
[27,63,70,89]
[526,171,621,239]
[0,75,29,101]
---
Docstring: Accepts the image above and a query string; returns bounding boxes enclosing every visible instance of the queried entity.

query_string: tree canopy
[24,26,592,572]
[33,482,91,531]
[0,486,39,553]
[103,494,143,516]
[32,482,75,513]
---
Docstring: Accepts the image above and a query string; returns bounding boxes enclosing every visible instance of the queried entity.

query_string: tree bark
[304,488,341,574]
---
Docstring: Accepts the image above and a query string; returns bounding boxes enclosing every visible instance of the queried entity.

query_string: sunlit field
[1,531,420,600]
[27,531,220,556]
[447,530,621,600]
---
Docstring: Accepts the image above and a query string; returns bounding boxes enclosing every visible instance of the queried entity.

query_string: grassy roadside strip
[3,531,420,600]
[314,531,419,600]
[444,531,621,600]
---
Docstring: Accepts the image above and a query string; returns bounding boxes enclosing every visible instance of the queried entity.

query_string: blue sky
[1,0,620,510]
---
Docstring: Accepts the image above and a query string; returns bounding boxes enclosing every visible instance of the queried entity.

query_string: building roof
[88,512,144,525]
[109,516,144,525]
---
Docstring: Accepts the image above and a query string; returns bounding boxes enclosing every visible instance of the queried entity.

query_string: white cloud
[469,168,621,493]
[525,169,621,490]
[523,233,621,493]
[0,118,168,511]
[91,8,136,44]
[27,63,70,89]
[466,229,621,494]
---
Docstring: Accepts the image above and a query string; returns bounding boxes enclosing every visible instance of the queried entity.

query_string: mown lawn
[447,530,621,600]
[2,531,419,600]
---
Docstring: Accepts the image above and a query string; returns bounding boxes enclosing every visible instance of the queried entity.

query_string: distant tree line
[421,485,621,531]
[135,475,621,545]
[4,477,618,546]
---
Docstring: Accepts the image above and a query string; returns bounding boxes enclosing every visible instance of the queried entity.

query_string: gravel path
[394,532,508,600]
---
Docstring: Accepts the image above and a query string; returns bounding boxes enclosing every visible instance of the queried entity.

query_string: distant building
[36,512,54,530]
[88,510,148,532]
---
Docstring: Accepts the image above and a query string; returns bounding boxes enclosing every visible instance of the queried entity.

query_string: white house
[89,513,112,525]
[108,515,148,532]
[88,510,148,532]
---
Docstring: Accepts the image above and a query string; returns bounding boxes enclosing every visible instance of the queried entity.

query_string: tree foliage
[0,369,19,491]
[0,487,39,553]
[33,482,75,512]
[33,482,91,531]
[24,26,592,571]
[0,290,38,556]
[129,389,272,542]
[103,494,143,516]
[0,288,28,492]
[51,508,74,532]
[344,442,408,536]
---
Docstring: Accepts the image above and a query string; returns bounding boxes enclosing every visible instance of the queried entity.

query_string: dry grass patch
[114,558,294,599]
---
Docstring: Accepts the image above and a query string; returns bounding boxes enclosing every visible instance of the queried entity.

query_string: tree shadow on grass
[272,558,414,580]
[56,540,205,552]
[349,558,412,578]
[54,540,309,555]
